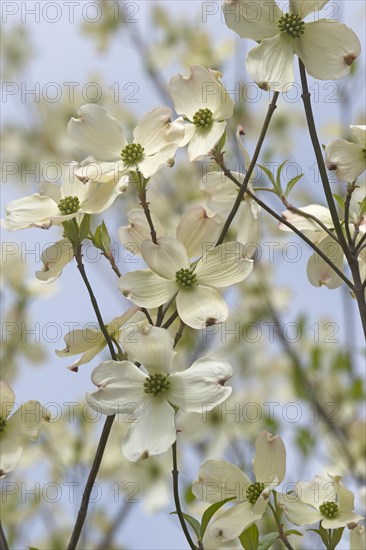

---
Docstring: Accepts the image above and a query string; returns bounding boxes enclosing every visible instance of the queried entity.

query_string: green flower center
[58,196,80,215]
[175,268,197,288]
[246,482,265,504]
[193,108,213,129]
[121,143,145,166]
[278,13,305,38]
[319,501,339,518]
[0,417,7,432]
[144,373,170,397]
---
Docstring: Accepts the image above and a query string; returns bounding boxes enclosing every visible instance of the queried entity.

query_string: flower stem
[268,501,294,550]
[67,416,115,550]
[298,60,350,260]
[67,246,118,549]
[139,188,158,245]
[213,160,353,290]
[215,91,280,245]
[281,197,340,245]
[74,246,117,361]
[171,442,198,550]
[298,59,366,339]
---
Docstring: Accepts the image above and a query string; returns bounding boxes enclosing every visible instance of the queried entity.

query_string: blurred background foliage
[0,1,365,548]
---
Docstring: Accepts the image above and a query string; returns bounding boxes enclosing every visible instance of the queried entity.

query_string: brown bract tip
[344,53,357,67]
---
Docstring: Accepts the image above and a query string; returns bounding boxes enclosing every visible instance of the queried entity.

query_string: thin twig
[67,246,118,549]
[213,160,354,290]
[102,251,122,278]
[139,189,158,245]
[171,442,197,550]
[67,416,116,550]
[344,184,356,246]
[215,92,280,246]
[298,60,366,339]
[298,60,350,262]
[74,246,117,361]
[268,502,294,550]
[281,197,340,245]
[0,521,9,550]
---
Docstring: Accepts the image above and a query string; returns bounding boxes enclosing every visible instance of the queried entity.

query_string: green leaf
[79,214,91,243]
[92,221,111,253]
[308,524,330,547]
[332,193,345,209]
[215,130,227,154]
[200,497,235,539]
[285,174,304,197]
[239,523,259,550]
[331,527,345,548]
[62,219,79,248]
[257,532,279,550]
[275,160,288,195]
[170,511,201,540]
[359,196,366,216]
[258,164,276,187]
[285,529,303,537]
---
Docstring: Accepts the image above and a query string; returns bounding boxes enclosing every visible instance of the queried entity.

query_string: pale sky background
[1,1,365,548]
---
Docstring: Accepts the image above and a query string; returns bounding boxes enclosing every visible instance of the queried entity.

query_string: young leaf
[239,523,259,550]
[285,529,303,536]
[359,196,366,216]
[331,527,345,548]
[92,221,111,254]
[285,174,304,197]
[257,532,279,550]
[258,164,276,187]
[79,214,91,243]
[170,511,201,540]
[275,160,288,195]
[200,497,235,539]
[332,194,345,209]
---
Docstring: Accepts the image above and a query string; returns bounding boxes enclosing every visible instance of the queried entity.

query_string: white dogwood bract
[118,237,253,329]
[118,204,222,259]
[67,104,185,180]
[56,307,141,370]
[86,326,233,461]
[192,432,286,541]
[277,474,363,528]
[169,65,234,161]
[0,381,49,477]
[1,164,125,231]
[200,171,261,252]
[306,236,344,289]
[223,0,361,91]
[325,125,366,182]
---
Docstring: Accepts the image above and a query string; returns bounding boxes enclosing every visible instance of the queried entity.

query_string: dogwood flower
[192,432,286,542]
[35,240,74,283]
[86,325,233,461]
[277,474,363,528]
[118,204,222,258]
[169,65,234,161]
[56,306,140,371]
[306,236,344,289]
[67,104,184,180]
[1,163,126,231]
[325,125,366,182]
[200,171,261,252]
[118,238,253,329]
[223,0,361,91]
[279,204,333,244]
[0,381,50,477]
